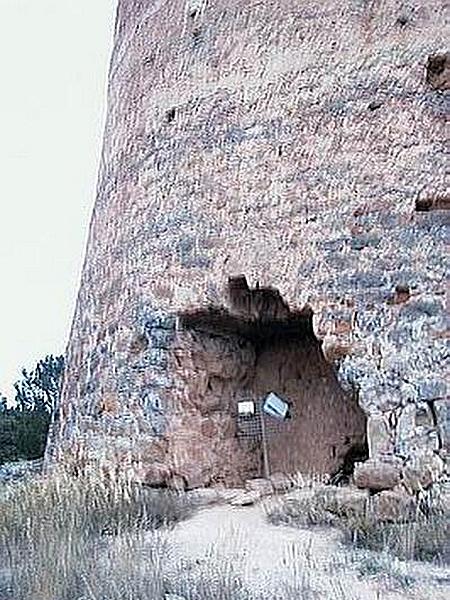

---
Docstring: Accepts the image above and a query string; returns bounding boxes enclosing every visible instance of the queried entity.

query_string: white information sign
[238,400,255,415]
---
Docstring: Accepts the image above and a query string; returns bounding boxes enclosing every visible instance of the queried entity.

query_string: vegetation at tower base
[0,354,63,465]
[1,470,449,600]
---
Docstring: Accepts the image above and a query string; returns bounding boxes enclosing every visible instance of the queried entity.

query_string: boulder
[166,475,187,492]
[269,472,293,493]
[426,53,450,90]
[321,485,369,518]
[189,487,222,506]
[402,451,444,493]
[230,490,260,507]
[245,477,273,496]
[142,463,170,487]
[354,459,401,491]
[371,489,416,522]
[367,415,393,457]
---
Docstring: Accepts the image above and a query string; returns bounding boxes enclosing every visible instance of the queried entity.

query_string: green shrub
[0,353,64,465]
[0,409,50,463]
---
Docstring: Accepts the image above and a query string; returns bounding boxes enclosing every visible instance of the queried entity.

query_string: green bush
[0,354,63,464]
[0,409,50,463]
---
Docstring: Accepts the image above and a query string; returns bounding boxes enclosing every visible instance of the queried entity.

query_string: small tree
[14,354,64,413]
[0,355,64,464]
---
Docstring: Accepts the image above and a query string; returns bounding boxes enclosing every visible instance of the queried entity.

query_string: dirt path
[162,502,450,600]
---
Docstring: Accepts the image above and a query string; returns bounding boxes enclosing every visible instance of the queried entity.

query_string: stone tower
[47,0,448,491]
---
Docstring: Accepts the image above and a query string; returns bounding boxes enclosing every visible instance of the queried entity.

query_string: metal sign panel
[237,400,255,415]
[263,392,289,419]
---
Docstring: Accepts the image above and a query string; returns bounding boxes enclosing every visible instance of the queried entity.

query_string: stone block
[230,490,261,507]
[189,487,222,507]
[141,462,171,487]
[166,475,187,492]
[354,459,401,491]
[245,477,273,496]
[402,451,444,492]
[371,490,416,522]
[395,404,416,455]
[426,53,450,90]
[367,415,393,457]
[269,472,293,493]
[418,378,447,401]
[320,485,369,518]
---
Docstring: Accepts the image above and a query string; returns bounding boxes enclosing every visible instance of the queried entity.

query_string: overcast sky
[0,0,116,398]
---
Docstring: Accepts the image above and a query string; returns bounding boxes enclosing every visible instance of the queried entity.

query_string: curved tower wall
[47,0,448,489]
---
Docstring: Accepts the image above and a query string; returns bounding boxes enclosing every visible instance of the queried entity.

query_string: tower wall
[47,0,448,490]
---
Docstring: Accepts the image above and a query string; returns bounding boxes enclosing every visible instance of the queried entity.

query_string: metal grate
[236,396,288,440]
[235,394,289,479]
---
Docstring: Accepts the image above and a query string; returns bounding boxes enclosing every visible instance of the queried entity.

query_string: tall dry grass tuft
[342,508,450,564]
[0,470,195,600]
[266,484,450,565]
[0,471,352,600]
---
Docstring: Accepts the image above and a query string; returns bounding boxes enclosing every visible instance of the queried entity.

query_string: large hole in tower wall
[173,279,367,487]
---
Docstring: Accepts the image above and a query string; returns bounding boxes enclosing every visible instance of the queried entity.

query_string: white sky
[0,0,116,398]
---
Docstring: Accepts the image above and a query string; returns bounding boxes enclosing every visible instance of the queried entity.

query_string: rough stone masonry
[46,0,449,493]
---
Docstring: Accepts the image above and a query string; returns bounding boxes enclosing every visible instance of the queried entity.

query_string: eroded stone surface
[320,485,369,518]
[426,52,450,90]
[354,459,402,491]
[402,451,445,493]
[269,472,294,493]
[371,489,417,522]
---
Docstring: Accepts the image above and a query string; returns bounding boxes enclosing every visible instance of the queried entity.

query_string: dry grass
[0,472,318,600]
[266,485,450,565]
[2,472,448,599]
[342,508,450,564]
[0,471,195,600]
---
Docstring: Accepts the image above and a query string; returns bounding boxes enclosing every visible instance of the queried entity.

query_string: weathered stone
[418,378,448,401]
[354,459,401,491]
[245,478,273,497]
[322,336,352,362]
[402,451,445,493]
[139,462,171,487]
[395,404,416,456]
[269,472,293,493]
[415,403,435,428]
[45,0,447,495]
[166,475,187,492]
[434,398,450,451]
[230,490,260,507]
[367,415,393,457]
[320,486,369,518]
[189,487,222,507]
[426,53,450,90]
[371,490,416,522]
